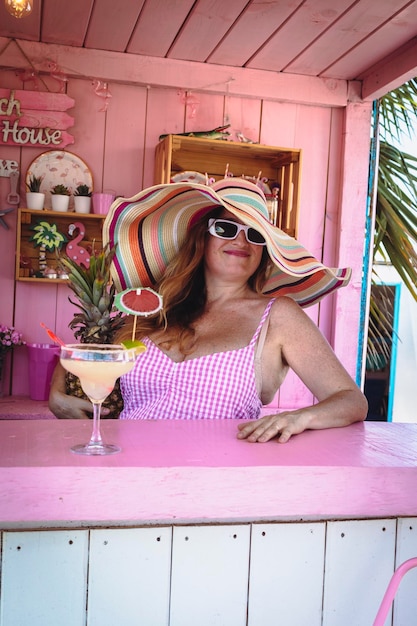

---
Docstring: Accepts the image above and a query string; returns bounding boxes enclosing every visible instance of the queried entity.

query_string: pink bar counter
[1,419,416,529]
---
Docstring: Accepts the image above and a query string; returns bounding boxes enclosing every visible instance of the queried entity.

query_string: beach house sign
[0,89,74,148]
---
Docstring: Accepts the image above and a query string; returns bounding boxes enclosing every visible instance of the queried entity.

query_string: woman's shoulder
[270,295,302,314]
[268,296,310,331]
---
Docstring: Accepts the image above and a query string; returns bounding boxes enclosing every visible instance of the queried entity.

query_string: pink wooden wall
[0,53,372,407]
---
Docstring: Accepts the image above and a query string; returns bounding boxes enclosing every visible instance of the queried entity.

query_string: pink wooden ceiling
[1,0,417,97]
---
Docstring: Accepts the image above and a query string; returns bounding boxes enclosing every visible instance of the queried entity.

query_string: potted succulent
[73,184,92,214]
[50,183,71,212]
[26,175,45,211]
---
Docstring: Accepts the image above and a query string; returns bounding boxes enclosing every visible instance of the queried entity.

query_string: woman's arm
[48,361,95,419]
[238,297,368,443]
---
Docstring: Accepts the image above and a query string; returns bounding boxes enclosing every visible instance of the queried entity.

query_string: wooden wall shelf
[154,135,301,236]
[16,209,105,283]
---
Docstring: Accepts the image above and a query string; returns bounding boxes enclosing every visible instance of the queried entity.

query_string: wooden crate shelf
[154,135,302,236]
[16,209,105,283]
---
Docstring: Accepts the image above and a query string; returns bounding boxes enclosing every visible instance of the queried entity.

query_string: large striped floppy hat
[103,177,351,308]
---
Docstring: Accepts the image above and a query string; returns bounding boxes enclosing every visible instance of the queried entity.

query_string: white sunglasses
[207,218,266,246]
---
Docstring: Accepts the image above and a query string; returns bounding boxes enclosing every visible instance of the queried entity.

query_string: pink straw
[40,322,65,346]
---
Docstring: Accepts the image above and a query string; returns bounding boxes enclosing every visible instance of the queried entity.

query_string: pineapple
[58,244,126,418]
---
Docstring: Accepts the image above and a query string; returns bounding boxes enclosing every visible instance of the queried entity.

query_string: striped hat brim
[102,178,351,307]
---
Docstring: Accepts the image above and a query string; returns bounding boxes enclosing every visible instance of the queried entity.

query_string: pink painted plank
[41,0,94,47]
[320,108,344,346]
[0,420,416,527]
[84,0,144,53]
[362,37,417,100]
[168,0,249,62]
[322,108,344,269]
[0,6,41,42]
[144,88,188,188]
[66,77,106,193]
[285,0,415,78]
[0,39,349,107]
[102,83,147,198]
[333,101,373,381]
[223,96,261,145]
[246,0,354,72]
[127,0,196,57]
[293,105,331,256]
[0,89,74,112]
[9,111,75,130]
[208,0,304,66]
[0,75,22,357]
[259,101,297,149]
[184,92,225,134]
[323,2,417,80]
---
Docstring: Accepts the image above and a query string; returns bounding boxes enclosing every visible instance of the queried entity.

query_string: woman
[49,177,367,441]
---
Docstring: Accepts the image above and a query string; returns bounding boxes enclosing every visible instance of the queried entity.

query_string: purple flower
[0,324,25,353]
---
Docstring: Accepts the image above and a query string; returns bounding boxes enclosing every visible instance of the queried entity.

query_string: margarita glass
[60,343,138,455]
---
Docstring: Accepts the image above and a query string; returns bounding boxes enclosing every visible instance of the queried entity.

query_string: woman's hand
[48,361,110,419]
[237,410,309,443]
[49,391,94,419]
[237,388,367,444]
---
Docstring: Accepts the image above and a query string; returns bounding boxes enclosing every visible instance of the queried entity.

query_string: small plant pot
[74,196,91,214]
[51,194,70,212]
[26,192,45,211]
[92,192,115,215]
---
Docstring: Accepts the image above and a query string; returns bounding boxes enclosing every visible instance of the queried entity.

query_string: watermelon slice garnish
[115,287,163,317]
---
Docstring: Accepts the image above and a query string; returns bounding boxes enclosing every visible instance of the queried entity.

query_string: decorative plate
[171,171,210,184]
[26,150,93,210]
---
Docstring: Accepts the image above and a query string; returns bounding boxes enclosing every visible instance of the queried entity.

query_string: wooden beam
[361,37,417,101]
[0,37,350,108]
[332,100,373,380]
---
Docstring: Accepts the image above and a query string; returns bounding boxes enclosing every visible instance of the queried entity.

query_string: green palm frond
[366,286,393,371]
[378,78,417,142]
[367,77,417,371]
[375,141,417,301]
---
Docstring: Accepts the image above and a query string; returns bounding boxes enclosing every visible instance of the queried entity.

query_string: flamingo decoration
[43,60,68,93]
[66,222,90,269]
[92,80,112,112]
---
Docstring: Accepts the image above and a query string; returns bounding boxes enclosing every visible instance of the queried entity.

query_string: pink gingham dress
[119,299,275,420]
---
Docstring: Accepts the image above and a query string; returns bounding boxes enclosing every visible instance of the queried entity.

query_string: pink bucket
[92,192,115,215]
[27,343,60,401]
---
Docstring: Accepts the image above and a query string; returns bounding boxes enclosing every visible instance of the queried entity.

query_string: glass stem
[89,401,103,445]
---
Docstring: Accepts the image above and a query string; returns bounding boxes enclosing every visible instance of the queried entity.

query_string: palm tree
[366,78,417,370]
[30,220,68,277]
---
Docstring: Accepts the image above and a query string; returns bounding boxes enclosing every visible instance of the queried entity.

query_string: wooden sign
[0,159,18,177]
[0,89,75,148]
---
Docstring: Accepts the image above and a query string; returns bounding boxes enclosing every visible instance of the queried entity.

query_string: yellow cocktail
[60,343,139,455]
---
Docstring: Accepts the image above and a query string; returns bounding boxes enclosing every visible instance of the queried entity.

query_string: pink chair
[373,557,417,626]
